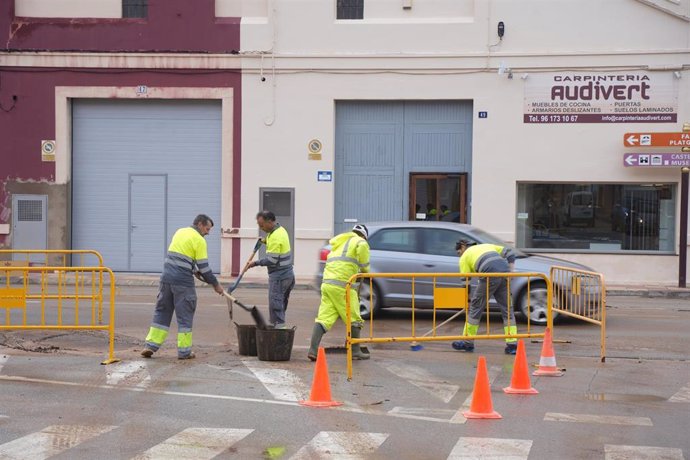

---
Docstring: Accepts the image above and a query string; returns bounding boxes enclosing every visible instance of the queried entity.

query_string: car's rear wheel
[358,281,381,320]
[517,282,559,325]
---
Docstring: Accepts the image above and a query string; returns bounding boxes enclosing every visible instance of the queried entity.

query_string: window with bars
[123,0,148,18]
[337,0,363,20]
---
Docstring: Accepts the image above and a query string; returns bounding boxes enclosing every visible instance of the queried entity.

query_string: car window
[421,228,475,257]
[368,228,418,253]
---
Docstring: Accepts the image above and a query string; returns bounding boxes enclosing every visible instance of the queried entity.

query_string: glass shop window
[516,183,675,253]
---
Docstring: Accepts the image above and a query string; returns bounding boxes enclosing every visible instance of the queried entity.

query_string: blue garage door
[72,99,222,272]
[334,101,473,234]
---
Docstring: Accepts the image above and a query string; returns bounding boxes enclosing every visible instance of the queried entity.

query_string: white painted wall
[238,0,690,285]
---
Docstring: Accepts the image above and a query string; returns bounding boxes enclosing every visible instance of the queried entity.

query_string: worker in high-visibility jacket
[308,224,370,361]
[451,240,519,355]
[246,210,295,328]
[141,214,224,360]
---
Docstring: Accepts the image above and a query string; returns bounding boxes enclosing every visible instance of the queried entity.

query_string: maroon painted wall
[1,0,240,53]
[0,0,243,270]
[0,70,242,246]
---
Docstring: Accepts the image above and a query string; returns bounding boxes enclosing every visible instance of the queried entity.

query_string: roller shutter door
[72,99,222,272]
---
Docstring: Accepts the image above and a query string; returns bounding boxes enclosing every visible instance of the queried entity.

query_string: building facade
[1,0,689,285]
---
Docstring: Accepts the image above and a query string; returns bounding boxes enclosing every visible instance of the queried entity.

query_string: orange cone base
[503,386,539,394]
[299,399,343,408]
[462,409,502,419]
[533,367,564,377]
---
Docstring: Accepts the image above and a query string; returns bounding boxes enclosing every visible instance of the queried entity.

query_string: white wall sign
[524,71,678,124]
[317,170,332,182]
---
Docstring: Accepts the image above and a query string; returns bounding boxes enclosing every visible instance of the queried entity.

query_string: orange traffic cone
[462,356,502,419]
[533,327,563,377]
[299,347,343,407]
[504,340,538,394]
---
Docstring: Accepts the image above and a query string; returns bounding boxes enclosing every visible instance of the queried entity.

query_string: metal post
[680,167,689,288]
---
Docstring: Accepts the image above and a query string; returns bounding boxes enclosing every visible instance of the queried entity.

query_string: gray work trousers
[146,282,197,357]
[467,276,515,327]
[268,275,295,327]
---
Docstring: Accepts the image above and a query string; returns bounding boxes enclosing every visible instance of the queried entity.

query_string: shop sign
[524,71,678,123]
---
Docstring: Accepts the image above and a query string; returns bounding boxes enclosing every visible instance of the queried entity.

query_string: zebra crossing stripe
[106,360,151,387]
[0,424,117,459]
[604,444,684,460]
[544,412,653,426]
[289,431,389,459]
[668,384,690,403]
[448,437,533,460]
[131,428,253,460]
[0,354,8,373]
[243,361,309,402]
[380,360,460,403]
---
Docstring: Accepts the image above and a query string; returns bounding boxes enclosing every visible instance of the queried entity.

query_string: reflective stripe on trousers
[144,282,197,357]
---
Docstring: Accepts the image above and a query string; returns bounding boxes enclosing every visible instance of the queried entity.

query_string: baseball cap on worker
[352,224,369,239]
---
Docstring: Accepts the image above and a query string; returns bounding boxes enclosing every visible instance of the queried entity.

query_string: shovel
[223,291,269,330]
[227,238,263,293]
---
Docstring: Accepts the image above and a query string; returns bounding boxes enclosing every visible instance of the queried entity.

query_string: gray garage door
[334,101,473,234]
[72,99,222,272]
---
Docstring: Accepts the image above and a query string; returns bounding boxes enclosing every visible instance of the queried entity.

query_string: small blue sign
[317,170,333,182]
[478,111,488,119]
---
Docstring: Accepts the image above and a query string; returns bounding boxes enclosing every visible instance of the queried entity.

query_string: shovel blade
[251,307,269,330]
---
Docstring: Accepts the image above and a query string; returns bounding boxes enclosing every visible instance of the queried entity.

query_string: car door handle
[423,263,435,267]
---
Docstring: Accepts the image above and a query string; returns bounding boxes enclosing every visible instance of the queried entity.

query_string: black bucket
[256,327,296,361]
[234,322,257,356]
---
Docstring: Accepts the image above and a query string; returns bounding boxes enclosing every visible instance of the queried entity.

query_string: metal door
[72,99,222,272]
[259,189,295,259]
[335,102,405,234]
[11,195,47,262]
[129,174,167,272]
[335,101,472,233]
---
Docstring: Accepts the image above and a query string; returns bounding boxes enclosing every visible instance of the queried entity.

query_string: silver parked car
[316,221,597,325]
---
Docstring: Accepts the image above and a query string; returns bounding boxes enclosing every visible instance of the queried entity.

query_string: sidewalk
[110,273,690,299]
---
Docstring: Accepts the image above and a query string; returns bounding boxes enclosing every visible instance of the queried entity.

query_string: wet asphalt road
[0,286,688,459]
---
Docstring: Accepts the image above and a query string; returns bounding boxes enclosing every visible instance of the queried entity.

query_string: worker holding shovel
[245,210,295,329]
[141,214,224,360]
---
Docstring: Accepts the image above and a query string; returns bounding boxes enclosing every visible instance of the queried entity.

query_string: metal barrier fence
[345,272,552,380]
[0,250,106,322]
[550,265,607,362]
[0,265,119,365]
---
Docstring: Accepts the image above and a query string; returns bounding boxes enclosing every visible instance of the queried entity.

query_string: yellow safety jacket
[459,243,516,274]
[161,226,218,287]
[323,231,370,288]
[256,223,293,276]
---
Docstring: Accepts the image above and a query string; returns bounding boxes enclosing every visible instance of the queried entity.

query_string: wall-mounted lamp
[674,71,682,79]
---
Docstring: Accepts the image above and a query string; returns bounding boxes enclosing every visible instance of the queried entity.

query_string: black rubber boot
[308,323,326,361]
[351,326,370,360]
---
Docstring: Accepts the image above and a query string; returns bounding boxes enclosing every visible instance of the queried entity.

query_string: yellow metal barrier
[345,272,552,380]
[0,265,120,365]
[0,249,105,267]
[0,250,106,322]
[550,266,606,362]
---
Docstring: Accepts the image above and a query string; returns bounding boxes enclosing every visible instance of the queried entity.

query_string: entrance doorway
[410,174,467,223]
